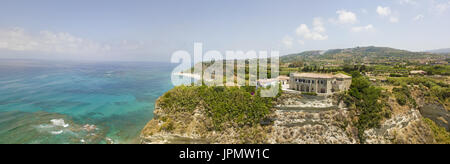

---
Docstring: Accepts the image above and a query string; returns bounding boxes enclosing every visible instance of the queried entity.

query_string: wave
[50,119,69,128]
[50,130,63,135]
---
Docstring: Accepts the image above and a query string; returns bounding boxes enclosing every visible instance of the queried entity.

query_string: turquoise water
[0,59,180,144]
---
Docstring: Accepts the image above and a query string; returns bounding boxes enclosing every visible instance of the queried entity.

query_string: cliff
[140,85,447,144]
[140,86,272,144]
[140,97,270,144]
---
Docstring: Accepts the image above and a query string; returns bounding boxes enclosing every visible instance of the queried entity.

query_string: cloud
[335,10,358,24]
[295,17,328,41]
[118,40,146,51]
[376,6,399,23]
[0,27,152,59]
[0,27,111,55]
[312,17,326,33]
[433,1,450,14]
[298,40,305,45]
[377,6,392,16]
[361,9,368,14]
[389,16,399,23]
[351,24,375,32]
[282,35,293,48]
[398,0,418,6]
[413,14,424,21]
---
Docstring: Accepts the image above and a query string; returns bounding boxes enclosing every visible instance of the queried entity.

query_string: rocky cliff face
[265,92,358,144]
[140,98,269,144]
[364,109,434,144]
[409,85,449,131]
[363,85,448,144]
[140,100,211,144]
[267,109,358,144]
[140,91,439,144]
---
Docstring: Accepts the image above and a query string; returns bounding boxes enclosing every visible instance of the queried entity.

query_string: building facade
[289,73,352,95]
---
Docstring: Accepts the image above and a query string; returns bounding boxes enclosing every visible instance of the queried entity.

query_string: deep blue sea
[0,59,182,144]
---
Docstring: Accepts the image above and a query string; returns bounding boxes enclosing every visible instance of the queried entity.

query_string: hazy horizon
[1,0,450,62]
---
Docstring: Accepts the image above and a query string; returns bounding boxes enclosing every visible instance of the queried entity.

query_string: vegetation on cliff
[340,74,449,143]
[392,85,417,107]
[387,77,449,106]
[158,86,274,131]
[143,50,449,143]
[423,118,450,144]
[339,74,391,142]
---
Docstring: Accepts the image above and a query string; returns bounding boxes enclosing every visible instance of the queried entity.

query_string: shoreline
[172,72,201,80]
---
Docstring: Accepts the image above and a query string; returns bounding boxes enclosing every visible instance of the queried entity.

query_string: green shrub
[387,77,449,104]
[421,65,450,76]
[346,76,388,142]
[159,118,175,132]
[158,85,273,131]
[396,95,407,106]
[389,73,407,77]
[423,118,450,144]
[159,86,202,113]
[392,85,416,107]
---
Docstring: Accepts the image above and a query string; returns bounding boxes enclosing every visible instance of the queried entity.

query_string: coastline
[172,72,201,80]
[140,85,439,144]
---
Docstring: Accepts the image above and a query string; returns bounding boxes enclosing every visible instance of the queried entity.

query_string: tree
[347,77,386,142]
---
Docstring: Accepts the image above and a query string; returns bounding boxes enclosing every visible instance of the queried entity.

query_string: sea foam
[50,119,69,128]
[51,130,64,135]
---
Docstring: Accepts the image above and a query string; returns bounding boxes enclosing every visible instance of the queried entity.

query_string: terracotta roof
[258,79,278,83]
[291,73,334,78]
[410,70,426,74]
[277,76,290,80]
[333,73,352,79]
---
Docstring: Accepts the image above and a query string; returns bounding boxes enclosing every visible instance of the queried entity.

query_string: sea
[0,59,187,144]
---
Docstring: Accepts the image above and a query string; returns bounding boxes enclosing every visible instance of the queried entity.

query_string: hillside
[140,76,449,144]
[281,46,444,63]
[426,48,450,54]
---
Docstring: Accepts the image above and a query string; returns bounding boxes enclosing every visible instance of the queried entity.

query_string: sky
[0,0,449,62]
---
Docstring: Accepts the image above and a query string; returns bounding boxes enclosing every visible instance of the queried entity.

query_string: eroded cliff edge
[140,85,445,144]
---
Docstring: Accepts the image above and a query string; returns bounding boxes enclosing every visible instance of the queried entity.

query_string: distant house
[257,79,278,88]
[289,73,352,95]
[278,76,290,85]
[410,70,426,75]
[278,76,290,90]
[256,76,290,90]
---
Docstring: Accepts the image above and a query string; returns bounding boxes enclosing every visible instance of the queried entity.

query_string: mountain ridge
[281,46,444,63]
[425,48,450,54]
